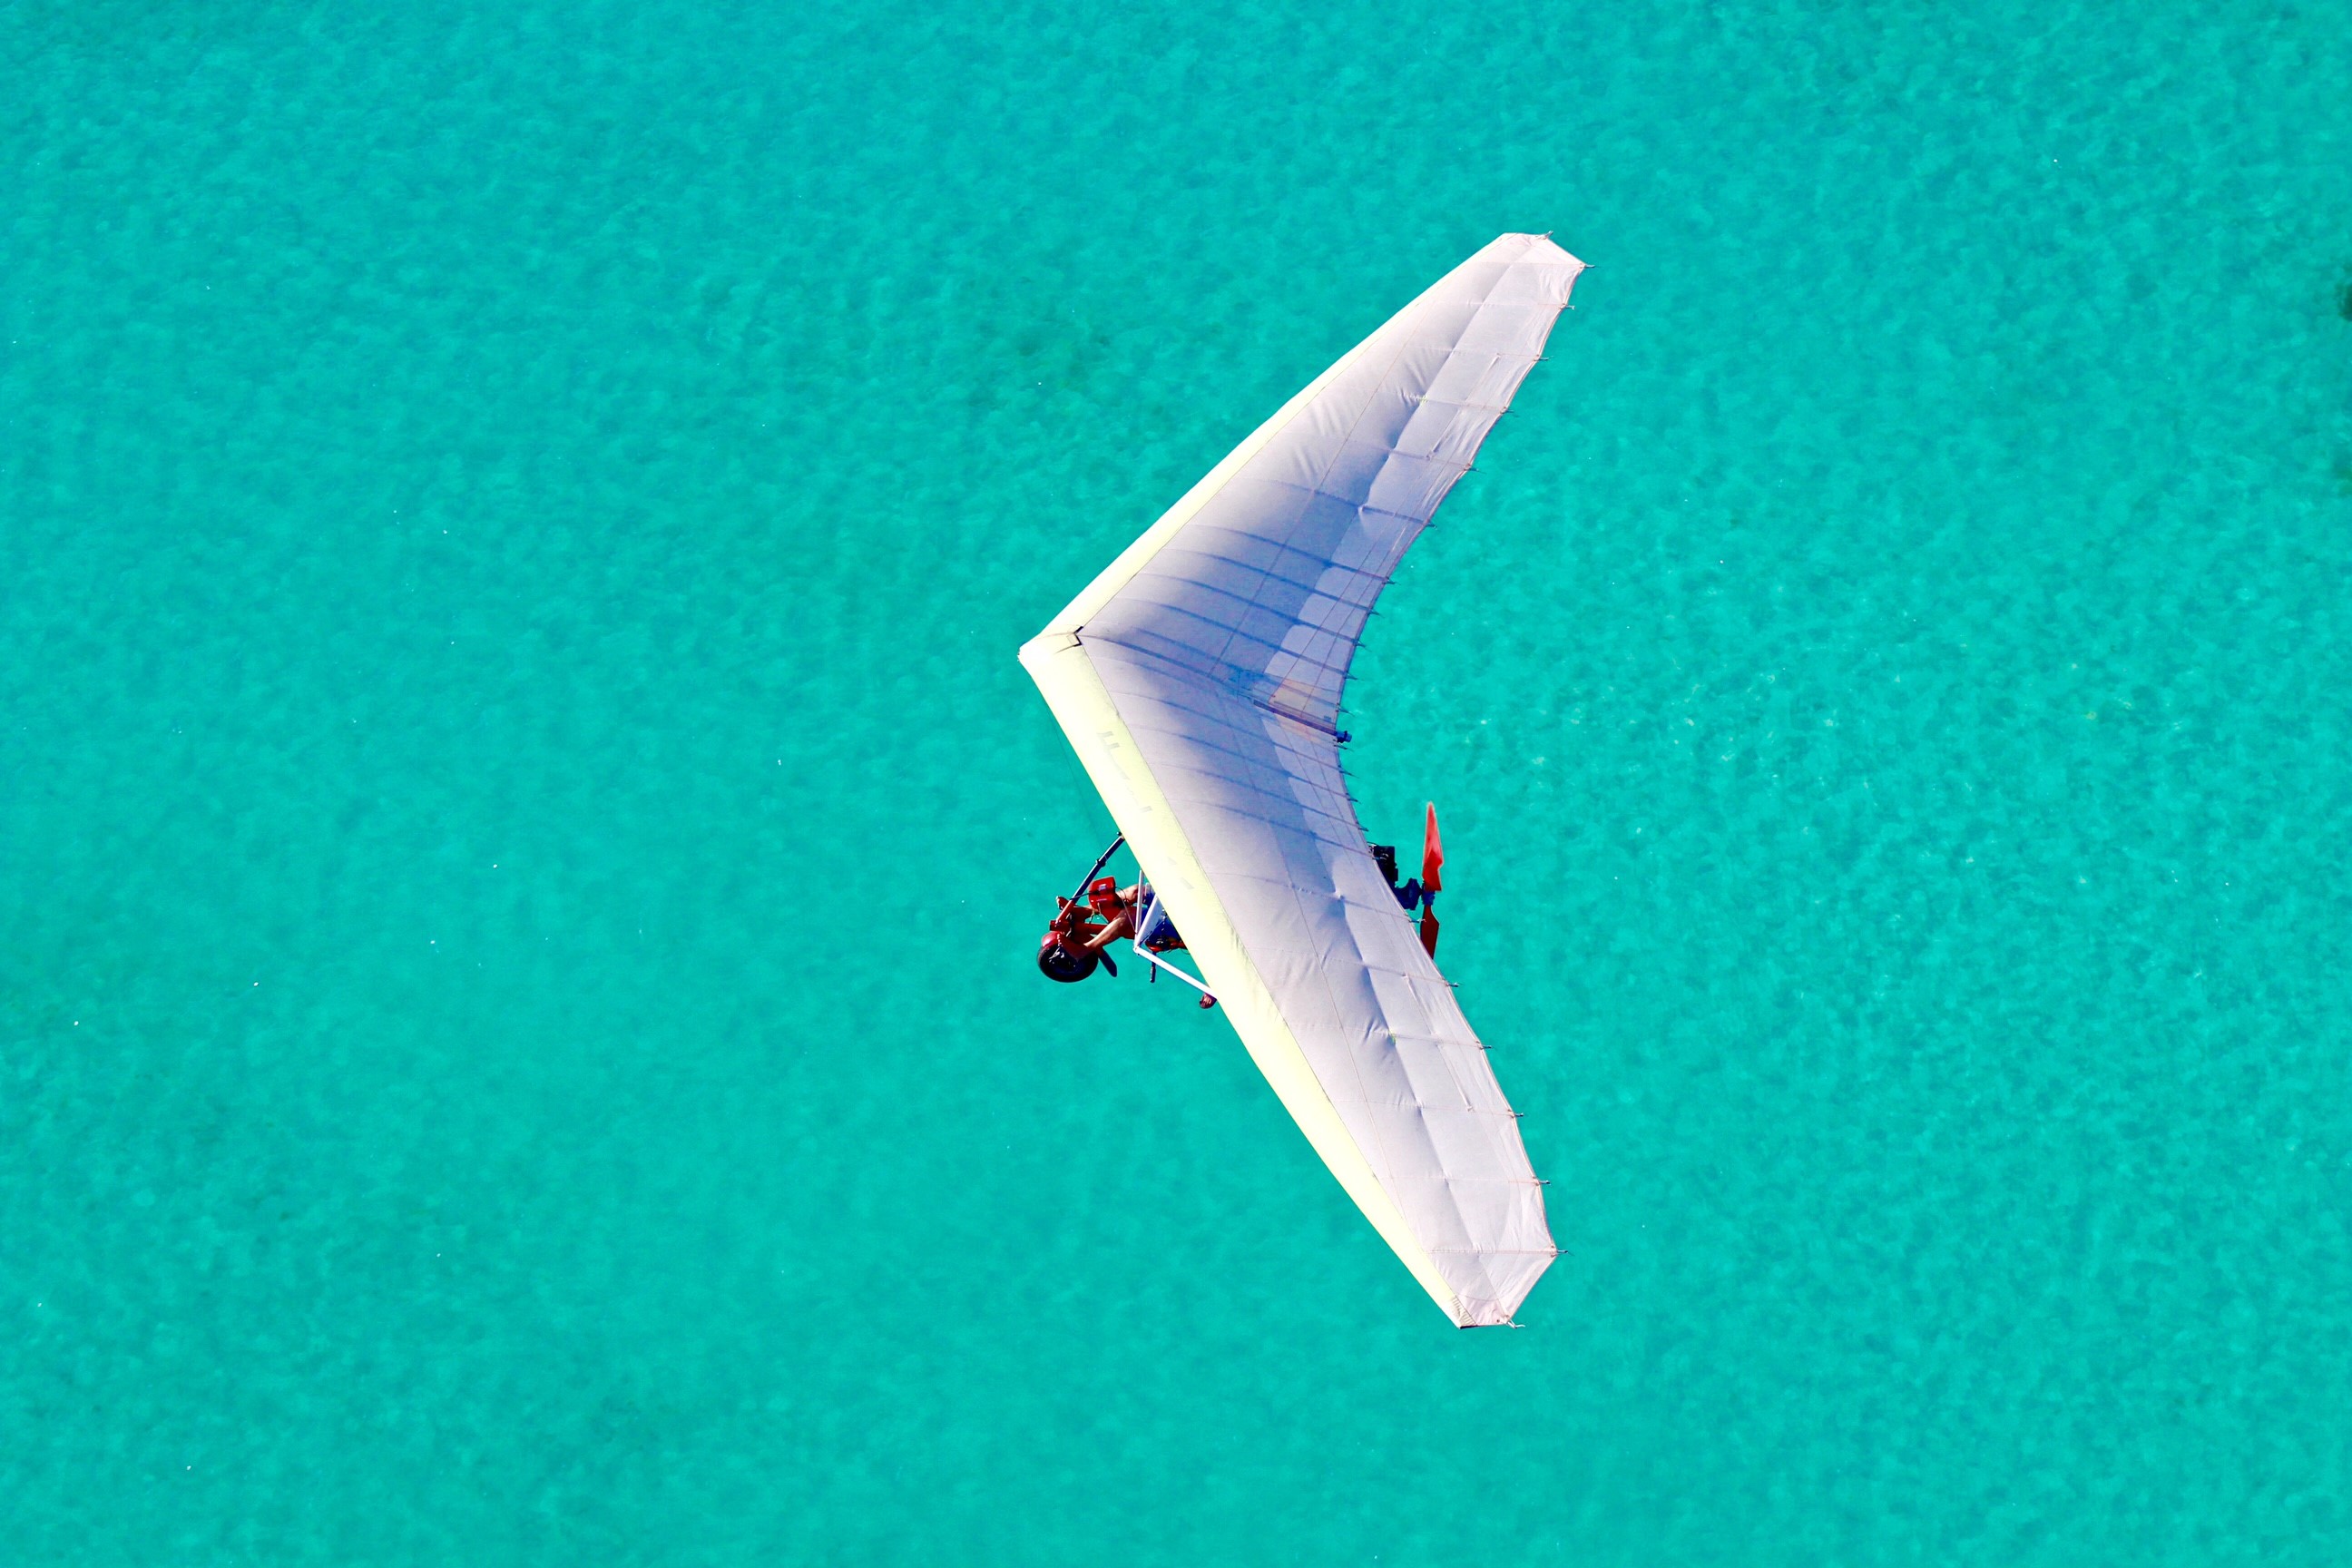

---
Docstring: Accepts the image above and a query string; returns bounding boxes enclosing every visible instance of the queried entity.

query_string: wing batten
[1022,234,1582,1326]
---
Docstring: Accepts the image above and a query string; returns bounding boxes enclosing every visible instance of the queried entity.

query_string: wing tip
[1435,1243,1561,1328]
[1485,230,1586,271]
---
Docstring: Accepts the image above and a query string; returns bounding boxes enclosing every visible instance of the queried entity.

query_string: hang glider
[1019,233,1583,1326]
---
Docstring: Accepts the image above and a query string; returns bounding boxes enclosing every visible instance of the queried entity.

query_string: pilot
[1076,877,1140,952]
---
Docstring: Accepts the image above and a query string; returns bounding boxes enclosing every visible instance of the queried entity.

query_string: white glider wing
[1019,233,1583,1326]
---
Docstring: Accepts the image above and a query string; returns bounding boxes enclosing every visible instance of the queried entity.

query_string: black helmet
[1370,843,1399,887]
[1036,936,1099,984]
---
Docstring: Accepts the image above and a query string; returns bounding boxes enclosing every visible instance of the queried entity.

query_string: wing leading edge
[1020,233,1583,1325]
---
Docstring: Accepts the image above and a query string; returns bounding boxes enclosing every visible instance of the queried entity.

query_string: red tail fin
[1420,802,1445,895]
[1419,907,1440,959]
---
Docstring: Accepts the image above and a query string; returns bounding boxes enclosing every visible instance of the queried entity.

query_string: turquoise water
[7,0,2352,1558]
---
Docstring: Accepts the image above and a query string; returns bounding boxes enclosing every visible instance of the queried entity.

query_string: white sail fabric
[1020,234,1583,1326]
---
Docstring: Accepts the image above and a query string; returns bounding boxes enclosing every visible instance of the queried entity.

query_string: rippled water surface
[7,1,2352,1561]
